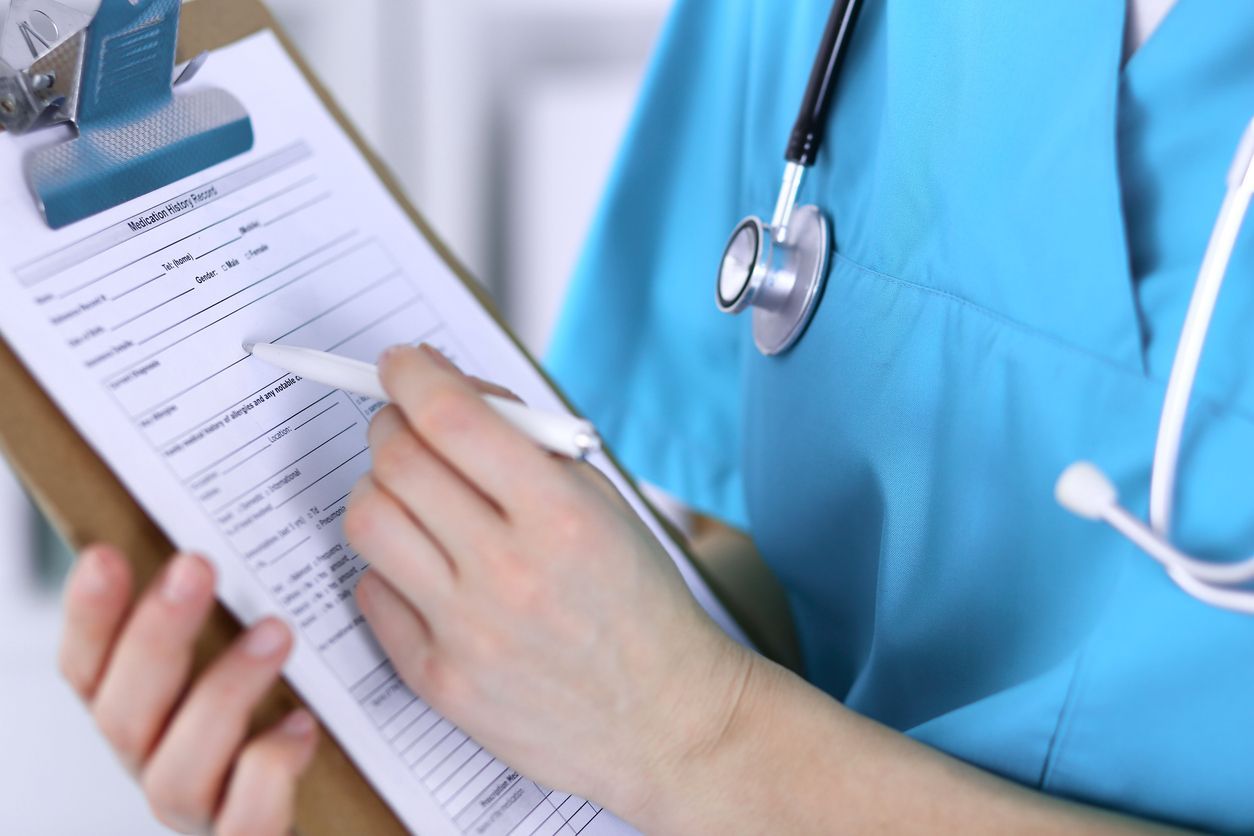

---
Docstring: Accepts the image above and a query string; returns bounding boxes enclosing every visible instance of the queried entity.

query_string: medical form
[0,31,745,836]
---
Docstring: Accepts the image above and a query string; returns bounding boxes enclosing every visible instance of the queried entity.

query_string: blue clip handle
[77,0,182,126]
[26,0,254,229]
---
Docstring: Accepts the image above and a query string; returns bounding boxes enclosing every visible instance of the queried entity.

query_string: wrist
[619,633,770,833]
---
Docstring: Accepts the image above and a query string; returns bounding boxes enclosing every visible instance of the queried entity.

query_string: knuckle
[366,404,403,446]
[343,491,381,546]
[347,474,373,509]
[477,539,519,572]
[474,535,515,566]
[94,705,149,764]
[142,769,211,834]
[462,627,507,667]
[206,675,248,709]
[470,530,510,568]
[397,648,445,702]
[381,345,423,386]
[57,649,90,697]
[237,738,293,783]
[412,384,474,438]
[492,557,547,613]
[414,653,464,707]
[372,432,421,486]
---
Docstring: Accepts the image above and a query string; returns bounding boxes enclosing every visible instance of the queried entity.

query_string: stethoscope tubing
[1060,116,1254,614]
[716,0,864,355]
[786,0,863,168]
[1149,134,1254,536]
[724,2,1254,615]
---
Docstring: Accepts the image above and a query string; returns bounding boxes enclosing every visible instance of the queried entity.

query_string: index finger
[377,345,566,514]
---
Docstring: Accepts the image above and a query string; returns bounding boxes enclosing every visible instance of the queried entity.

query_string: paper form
[0,30,748,836]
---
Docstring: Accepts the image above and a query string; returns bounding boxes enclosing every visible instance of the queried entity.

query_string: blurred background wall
[0,0,668,831]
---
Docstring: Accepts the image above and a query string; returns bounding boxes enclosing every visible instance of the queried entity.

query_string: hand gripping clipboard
[0,1,766,832]
[0,1,412,830]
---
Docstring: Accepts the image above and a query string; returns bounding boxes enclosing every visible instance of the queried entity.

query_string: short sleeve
[545,0,754,528]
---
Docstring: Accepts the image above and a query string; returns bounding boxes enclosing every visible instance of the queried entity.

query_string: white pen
[243,341,602,461]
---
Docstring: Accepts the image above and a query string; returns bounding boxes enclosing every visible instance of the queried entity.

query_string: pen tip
[242,341,257,354]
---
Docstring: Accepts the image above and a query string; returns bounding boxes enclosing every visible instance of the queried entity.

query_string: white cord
[1167,567,1254,615]
[1104,502,1254,586]
[1148,119,1254,537]
[1054,120,1254,616]
[1056,463,1254,614]
[1058,463,1254,584]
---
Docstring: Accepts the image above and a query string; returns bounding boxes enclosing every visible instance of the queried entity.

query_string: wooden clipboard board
[0,1,776,832]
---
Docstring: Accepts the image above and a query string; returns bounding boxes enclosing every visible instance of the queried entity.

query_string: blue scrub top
[546,1,1254,830]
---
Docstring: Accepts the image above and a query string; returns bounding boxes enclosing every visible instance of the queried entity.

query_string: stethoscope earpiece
[1054,462,1118,521]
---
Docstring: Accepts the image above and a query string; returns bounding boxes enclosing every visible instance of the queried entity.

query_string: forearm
[631,654,1185,835]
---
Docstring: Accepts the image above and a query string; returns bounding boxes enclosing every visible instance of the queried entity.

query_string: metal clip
[2,0,254,228]
[0,0,91,132]
[0,0,91,70]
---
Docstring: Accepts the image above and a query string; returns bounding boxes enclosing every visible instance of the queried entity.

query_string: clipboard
[0,1,776,832]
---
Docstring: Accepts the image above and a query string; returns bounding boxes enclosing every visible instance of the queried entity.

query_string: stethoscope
[715,0,861,355]
[1059,117,1254,615]
[717,0,1254,613]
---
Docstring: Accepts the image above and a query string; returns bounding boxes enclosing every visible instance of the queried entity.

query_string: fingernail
[354,572,378,607]
[161,554,206,605]
[419,344,457,370]
[73,549,111,599]
[379,344,410,369]
[244,619,289,659]
[281,709,315,738]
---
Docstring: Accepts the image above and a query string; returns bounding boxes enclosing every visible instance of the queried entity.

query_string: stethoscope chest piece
[717,204,831,356]
[716,0,861,356]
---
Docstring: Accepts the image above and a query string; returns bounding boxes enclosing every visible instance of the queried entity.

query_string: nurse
[55,0,1253,832]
